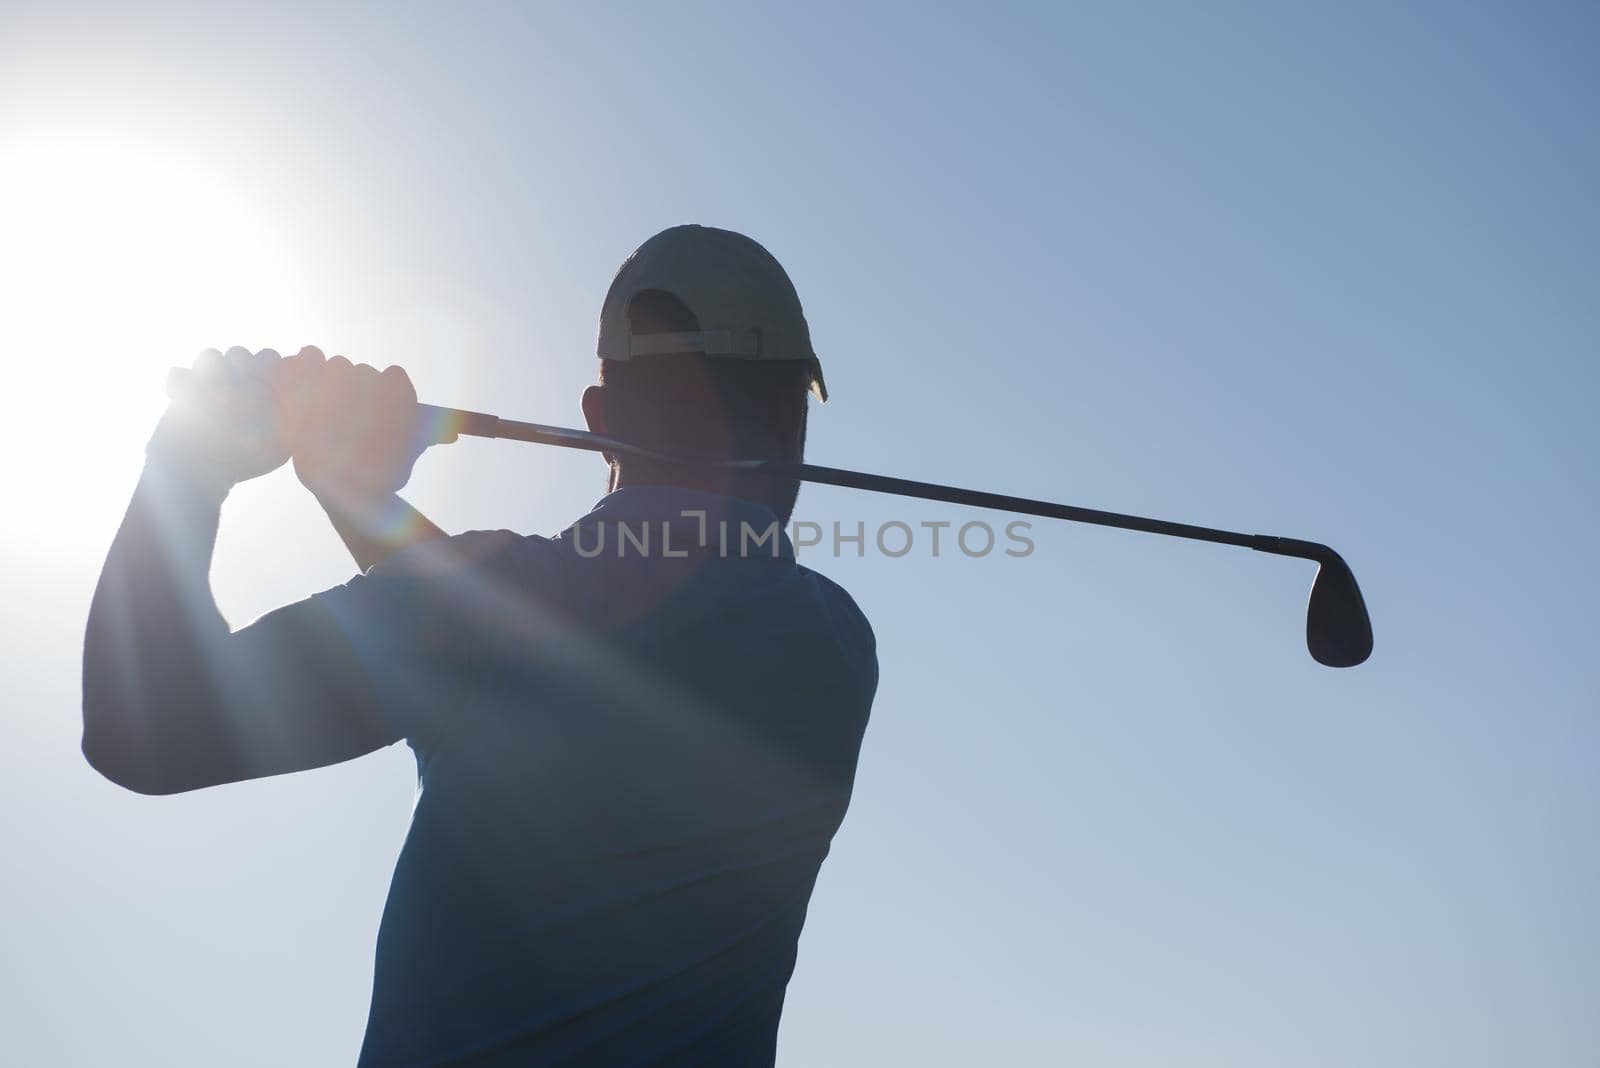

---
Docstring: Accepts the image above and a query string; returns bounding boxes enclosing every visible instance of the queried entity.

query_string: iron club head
[1305,551,1374,668]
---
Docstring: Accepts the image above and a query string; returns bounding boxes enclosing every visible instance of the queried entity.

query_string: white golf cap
[597,224,828,401]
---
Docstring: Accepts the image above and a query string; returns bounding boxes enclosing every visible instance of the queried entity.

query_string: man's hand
[279,346,451,572]
[280,346,435,508]
[152,346,290,489]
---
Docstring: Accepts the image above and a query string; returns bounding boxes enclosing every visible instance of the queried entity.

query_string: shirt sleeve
[310,529,526,749]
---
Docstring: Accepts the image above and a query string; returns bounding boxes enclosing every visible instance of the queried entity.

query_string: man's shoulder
[366,528,545,581]
[797,565,873,633]
[793,565,878,681]
[315,529,561,650]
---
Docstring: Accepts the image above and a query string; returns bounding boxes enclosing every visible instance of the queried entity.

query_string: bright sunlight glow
[0,124,299,548]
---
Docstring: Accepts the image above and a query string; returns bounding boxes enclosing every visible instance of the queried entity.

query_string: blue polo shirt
[318,487,878,1067]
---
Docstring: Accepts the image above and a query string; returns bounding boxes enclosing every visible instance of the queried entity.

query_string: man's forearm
[315,492,448,573]
[82,458,233,792]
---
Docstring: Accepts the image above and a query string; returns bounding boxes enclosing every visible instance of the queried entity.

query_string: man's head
[581,226,826,523]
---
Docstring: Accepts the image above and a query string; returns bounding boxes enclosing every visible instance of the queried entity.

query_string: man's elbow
[80,723,188,796]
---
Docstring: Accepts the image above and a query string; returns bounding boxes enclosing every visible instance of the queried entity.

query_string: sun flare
[0,128,298,543]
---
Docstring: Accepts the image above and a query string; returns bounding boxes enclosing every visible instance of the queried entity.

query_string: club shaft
[417,403,1333,565]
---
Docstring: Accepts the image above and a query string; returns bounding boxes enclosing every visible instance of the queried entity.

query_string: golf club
[415,403,1374,668]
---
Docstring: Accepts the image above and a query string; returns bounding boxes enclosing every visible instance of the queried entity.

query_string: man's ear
[581,384,620,473]
[581,384,607,435]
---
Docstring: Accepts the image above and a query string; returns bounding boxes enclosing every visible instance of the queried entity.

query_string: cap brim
[809,357,828,403]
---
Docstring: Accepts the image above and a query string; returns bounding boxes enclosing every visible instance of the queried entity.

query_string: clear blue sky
[1,3,1594,1065]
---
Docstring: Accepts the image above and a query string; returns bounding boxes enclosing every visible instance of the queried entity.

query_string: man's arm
[284,347,452,572]
[82,454,393,794]
[315,492,448,574]
[81,345,447,794]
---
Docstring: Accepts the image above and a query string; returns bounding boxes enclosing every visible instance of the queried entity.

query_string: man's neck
[612,463,742,498]
[610,462,798,523]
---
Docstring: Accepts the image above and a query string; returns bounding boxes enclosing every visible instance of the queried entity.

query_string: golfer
[82,225,879,1066]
